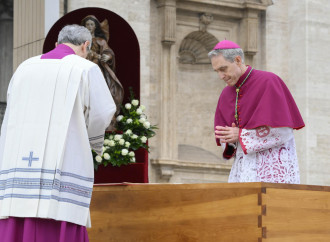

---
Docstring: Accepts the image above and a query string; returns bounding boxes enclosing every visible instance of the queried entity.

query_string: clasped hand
[215,123,239,143]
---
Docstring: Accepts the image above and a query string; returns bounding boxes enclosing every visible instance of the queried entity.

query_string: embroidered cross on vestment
[22,151,39,167]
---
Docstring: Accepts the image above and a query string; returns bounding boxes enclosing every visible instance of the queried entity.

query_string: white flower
[132,134,138,139]
[95,155,102,163]
[104,139,110,145]
[139,117,146,123]
[109,135,114,140]
[141,136,147,143]
[140,105,146,111]
[131,99,139,106]
[114,134,121,141]
[136,108,142,115]
[143,121,151,129]
[130,157,136,162]
[125,129,132,135]
[121,149,128,156]
[116,115,124,121]
[119,139,125,145]
[103,153,110,160]
[109,140,115,147]
[140,114,146,119]
[125,103,132,109]
[102,146,106,153]
[126,119,133,124]
[125,142,130,148]
[129,151,135,157]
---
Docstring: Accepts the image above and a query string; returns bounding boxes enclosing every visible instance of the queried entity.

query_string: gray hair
[208,48,245,63]
[57,24,92,50]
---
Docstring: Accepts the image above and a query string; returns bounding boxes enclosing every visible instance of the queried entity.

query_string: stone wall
[304,0,330,185]
[264,0,308,183]
[264,0,330,186]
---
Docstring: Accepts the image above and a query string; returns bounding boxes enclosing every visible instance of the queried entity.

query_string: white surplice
[222,126,300,184]
[0,54,115,227]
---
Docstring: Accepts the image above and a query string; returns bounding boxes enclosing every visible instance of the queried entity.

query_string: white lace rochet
[227,126,300,184]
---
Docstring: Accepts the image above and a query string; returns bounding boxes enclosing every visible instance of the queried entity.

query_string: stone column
[13,0,59,70]
[0,0,13,126]
[239,8,259,66]
[13,0,45,70]
[154,0,178,178]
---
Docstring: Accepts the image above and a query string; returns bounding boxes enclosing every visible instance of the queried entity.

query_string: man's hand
[215,123,239,143]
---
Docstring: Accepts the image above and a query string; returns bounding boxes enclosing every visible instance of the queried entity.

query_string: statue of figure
[81,15,124,131]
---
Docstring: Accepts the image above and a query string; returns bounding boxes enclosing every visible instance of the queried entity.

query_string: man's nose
[218,72,225,80]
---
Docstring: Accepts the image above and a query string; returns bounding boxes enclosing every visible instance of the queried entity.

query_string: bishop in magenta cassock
[210,40,304,184]
[0,25,115,241]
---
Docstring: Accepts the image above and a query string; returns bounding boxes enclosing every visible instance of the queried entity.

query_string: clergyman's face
[211,54,242,87]
[85,20,96,34]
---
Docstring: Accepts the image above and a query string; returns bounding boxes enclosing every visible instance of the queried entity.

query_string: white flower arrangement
[121,149,128,156]
[140,136,147,143]
[116,115,123,121]
[95,155,102,163]
[131,99,139,106]
[109,140,115,147]
[92,90,157,169]
[136,108,142,115]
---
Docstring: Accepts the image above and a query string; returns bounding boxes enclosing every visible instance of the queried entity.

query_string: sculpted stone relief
[178,14,218,64]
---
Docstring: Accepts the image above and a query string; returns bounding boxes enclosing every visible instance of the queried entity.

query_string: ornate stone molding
[152,158,232,182]
[178,30,218,64]
[157,0,177,45]
[177,0,273,14]
[152,158,232,170]
[240,9,259,54]
[176,0,273,65]
[199,13,213,32]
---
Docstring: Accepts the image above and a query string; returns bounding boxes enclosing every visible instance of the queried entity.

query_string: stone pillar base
[151,158,231,183]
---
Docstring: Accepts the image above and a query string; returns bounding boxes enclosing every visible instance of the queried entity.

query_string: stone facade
[263,0,330,185]
[7,0,330,185]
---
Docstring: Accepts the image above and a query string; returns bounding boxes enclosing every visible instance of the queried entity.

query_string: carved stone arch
[179,31,218,64]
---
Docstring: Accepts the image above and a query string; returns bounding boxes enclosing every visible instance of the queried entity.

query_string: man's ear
[235,56,242,65]
[84,41,90,51]
[55,42,58,47]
